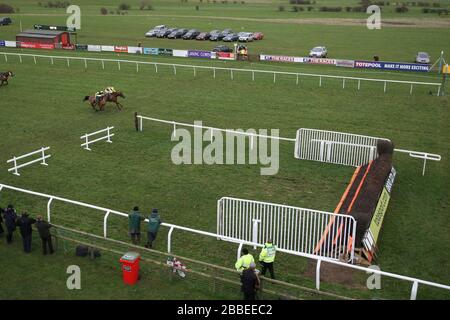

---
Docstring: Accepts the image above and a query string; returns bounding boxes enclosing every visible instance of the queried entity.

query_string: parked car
[183,29,200,40]
[167,28,188,39]
[218,29,233,40]
[415,52,430,64]
[253,32,264,40]
[157,28,177,38]
[0,17,12,26]
[196,32,211,40]
[209,30,222,41]
[145,24,167,37]
[239,32,254,42]
[212,45,233,53]
[309,46,328,58]
[223,33,239,42]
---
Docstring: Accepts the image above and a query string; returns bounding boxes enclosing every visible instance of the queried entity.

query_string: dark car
[212,45,233,53]
[210,29,232,41]
[0,17,12,26]
[196,32,211,40]
[157,28,176,38]
[183,29,200,40]
[168,28,188,39]
[223,33,239,42]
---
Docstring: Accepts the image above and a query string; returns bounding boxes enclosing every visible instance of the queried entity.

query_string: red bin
[119,252,140,285]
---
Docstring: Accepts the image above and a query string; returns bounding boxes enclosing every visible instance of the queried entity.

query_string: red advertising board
[217,52,235,60]
[114,46,128,53]
[19,42,55,50]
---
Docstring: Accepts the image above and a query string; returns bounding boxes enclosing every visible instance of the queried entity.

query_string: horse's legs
[115,102,122,111]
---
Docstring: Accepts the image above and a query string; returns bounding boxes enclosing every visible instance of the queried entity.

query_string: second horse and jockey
[83,86,125,111]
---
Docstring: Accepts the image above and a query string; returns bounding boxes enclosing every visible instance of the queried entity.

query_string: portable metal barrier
[217,197,357,262]
[6,147,51,176]
[80,126,114,151]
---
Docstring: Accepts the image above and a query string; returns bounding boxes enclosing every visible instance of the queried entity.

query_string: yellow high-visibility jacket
[259,243,276,263]
[235,253,255,271]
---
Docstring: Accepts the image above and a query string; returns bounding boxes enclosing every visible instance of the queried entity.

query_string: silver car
[309,46,328,58]
[238,32,254,42]
[145,25,167,37]
[415,52,430,64]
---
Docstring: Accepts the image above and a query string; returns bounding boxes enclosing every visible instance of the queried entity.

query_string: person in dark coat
[145,208,162,248]
[4,204,17,244]
[0,207,4,236]
[16,212,36,253]
[240,262,260,300]
[35,215,54,255]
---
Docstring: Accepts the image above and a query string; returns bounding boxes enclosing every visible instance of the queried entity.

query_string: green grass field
[0,0,449,300]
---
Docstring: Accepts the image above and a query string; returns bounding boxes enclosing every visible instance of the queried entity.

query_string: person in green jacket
[145,208,162,248]
[259,239,276,279]
[128,206,144,244]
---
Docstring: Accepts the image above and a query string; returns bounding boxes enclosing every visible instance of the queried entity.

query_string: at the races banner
[303,57,336,65]
[260,54,303,63]
[355,60,430,72]
[19,42,54,49]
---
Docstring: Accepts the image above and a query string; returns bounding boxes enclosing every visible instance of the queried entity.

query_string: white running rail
[0,52,443,95]
[0,182,449,299]
[6,147,51,176]
[80,126,114,151]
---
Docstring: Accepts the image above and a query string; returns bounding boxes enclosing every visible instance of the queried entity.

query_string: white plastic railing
[6,147,51,176]
[0,182,449,299]
[0,52,443,95]
[137,115,442,176]
[80,126,114,151]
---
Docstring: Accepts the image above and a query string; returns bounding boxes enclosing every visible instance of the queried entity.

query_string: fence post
[343,78,346,89]
[316,259,321,290]
[422,158,427,176]
[103,211,111,238]
[118,61,121,70]
[12,157,20,176]
[47,198,53,222]
[3,53,7,62]
[173,65,176,75]
[384,81,387,93]
[107,127,112,143]
[155,64,158,73]
[410,281,419,300]
[252,219,260,249]
[84,58,87,69]
[231,70,234,80]
[358,79,361,90]
[193,66,196,77]
[319,76,322,87]
[41,147,48,165]
[252,70,255,81]
[139,116,143,132]
[136,62,139,73]
[51,57,54,65]
[84,135,91,151]
[410,84,413,95]
[213,68,216,79]
[167,226,174,253]
[19,55,22,63]
[66,58,69,67]
[172,122,176,138]
[237,242,243,261]
[34,56,37,64]
[296,74,299,85]
[273,73,276,83]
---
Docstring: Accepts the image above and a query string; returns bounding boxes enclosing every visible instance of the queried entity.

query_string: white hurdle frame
[6,147,51,176]
[0,182,449,299]
[80,126,114,151]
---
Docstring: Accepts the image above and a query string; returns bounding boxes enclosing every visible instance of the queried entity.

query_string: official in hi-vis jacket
[259,239,276,279]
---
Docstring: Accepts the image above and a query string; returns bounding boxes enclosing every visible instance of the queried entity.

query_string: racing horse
[0,71,14,86]
[83,91,125,111]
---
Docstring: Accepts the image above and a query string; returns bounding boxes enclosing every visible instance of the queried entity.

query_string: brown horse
[83,91,125,111]
[0,71,14,86]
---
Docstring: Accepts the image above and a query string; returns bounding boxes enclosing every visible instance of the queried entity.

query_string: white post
[252,71,255,81]
[67,58,70,67]
[231,70,234,80]
[173,65,176,75]
[213,68,216,79]
[342,78,346,89]
[252,219,260,249]
[33,56,37,64]
[410,84,413,95]
[319,76,322,87]
[101,60,105,70]
[237,242,243,261]
[296,74,299,85]
[384,81,387,93]
[40,148,48,166]
[273,73,276,83]
[250,135,254,150]
[3,53,7,62]
[155,64,158,73]
[193,66,196,77]
[84,135,91,151]
[410,281,419,300]
[358,79,361,90]
[84,59,87,69]
[19,55,22,63]
[103,211,110,238]
[437,85,441,97]
[316,259,321,290]
[106,127,112,143]
[47,198,53,222]
[422,158,427,176]
[139,116,143,132]
[12,157,20,176]
[172,122,176,138]
[136,62,139,73]
[167,226,174,253]
[51,57,54,65]
[118,61,121,70]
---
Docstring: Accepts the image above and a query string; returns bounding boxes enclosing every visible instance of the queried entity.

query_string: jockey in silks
[94,87,116,102]
[104,87,116,94]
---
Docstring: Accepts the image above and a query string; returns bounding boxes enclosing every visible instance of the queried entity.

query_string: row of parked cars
[145,25,264,42]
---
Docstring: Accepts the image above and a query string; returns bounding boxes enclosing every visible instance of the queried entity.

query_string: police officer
[259,239,276,279]
[235,248,255,272]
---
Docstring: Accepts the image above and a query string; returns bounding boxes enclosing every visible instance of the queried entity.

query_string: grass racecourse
[0,0,449,300]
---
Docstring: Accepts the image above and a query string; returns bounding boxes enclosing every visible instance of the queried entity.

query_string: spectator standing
[128,206,144,244]
[259,239,277,279]
[0,207,4,236]
[36,215,54,255]
[241,262,260,300]
[16,212,36,253]
[146,208,161,249]
[235,248,255,272]
[4,204,17,244]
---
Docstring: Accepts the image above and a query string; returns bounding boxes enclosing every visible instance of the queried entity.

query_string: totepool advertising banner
[260,54,304,63]
[114,46,128,53]
[20,42,54,50]
[355,60,430,72]
[101,45,115,52]
[143,48,159,55]
[188,50,213,59]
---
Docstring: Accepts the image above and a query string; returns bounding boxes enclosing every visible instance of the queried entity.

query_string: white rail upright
[6,147,51,176]
[80,126,114,151]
